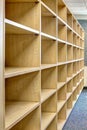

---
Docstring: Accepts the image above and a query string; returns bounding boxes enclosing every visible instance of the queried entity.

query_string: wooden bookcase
[0,0,84,130]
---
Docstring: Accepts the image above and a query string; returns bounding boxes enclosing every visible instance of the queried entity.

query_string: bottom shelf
[5,101,39,130]
[41,112,56,130]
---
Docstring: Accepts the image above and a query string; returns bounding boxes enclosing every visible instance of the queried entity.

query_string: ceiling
[64,0,87,19]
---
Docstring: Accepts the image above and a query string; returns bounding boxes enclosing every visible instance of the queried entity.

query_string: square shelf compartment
[5,23,40,78]
[73,47,77,60]
[67,45,73,61]
[58,42,67,63]
[67,63,73,80]
[67,28,73,44]
[8,107,40,130]
[73,62,77,74]
[67,8,73,28]
[73,33,77,45]
[41,67,57,103]
[5,71,40,130]
[41,36,57,65]
[67,79,73,100]
[77,23,80,35]
[41,5,56,37]
[80,49,84,58]
[41,94,57,130]
[76,36,80,47]
[5,0,40,30]
[41,0,57,13]
[58,19,67,41]
[57,65,67,90]
[58,103,67,130]
[58,0,67,22]
[57,84,67,112]
[73,18,77,31]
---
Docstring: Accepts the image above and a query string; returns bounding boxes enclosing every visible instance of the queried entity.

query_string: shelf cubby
[57,84,67,112]
[73,89,77,102]
[77,61,80,72]
[73,18,77,31]
[5,23,40,77]
[5,0,40,30]
[9,107,40,130]
[58,103,67,130]
[80,49,84,58]
[67,63,73,80]
[76,36,80,47]
[58,0,67,22]
[58,42,67,63]
[73,33,77,45]
[41,94,57,130]
[73,47,77,60]
[46,117,57,130]
[73,62,77,75]
[41,4,56,37]
[41,67,57,103]
[67,45,73,61]
[58,19,67,41]
[77,23,80,35]
[67,28,73,44]
[67,8,73,28]
[57,65,67,90]
[67,79,73,99]
[41,0,57,13]
[5,71,40,130]
[41,36,57,65]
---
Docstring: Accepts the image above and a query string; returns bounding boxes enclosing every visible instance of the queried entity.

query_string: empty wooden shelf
[0,0,84,130]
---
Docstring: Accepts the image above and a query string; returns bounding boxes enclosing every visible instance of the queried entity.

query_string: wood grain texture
[9,107,40,130]
[6,2,40,30]
[5,34,40,67]
[41,39,57,64]
[5,71,40,102]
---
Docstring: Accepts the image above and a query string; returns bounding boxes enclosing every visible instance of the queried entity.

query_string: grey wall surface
[78,20,87,66]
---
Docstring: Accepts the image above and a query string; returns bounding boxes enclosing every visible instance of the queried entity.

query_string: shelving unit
[0,0,84,130]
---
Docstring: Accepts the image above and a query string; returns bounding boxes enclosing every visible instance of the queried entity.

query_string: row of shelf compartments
[5,0,84,39]
[5,32,84,69]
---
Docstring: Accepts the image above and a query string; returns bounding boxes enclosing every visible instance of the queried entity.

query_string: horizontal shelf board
[5,101,39,130]
[41,32,57,40]
[67,77,72,82]
[67,92,72,100]
[57,100,65,113]
[41,1,56,17]
[57,82,65,90]
[6,0,39,2]
[41,89,56,103]
[66,109,72,119]
[5,67,40,78]
[41,112,56,130]
[58,120,66,130]
[41,64,57,70]
[5,19,39,34]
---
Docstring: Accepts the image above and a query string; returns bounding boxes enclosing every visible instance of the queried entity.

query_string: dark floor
[63,88,87,130]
